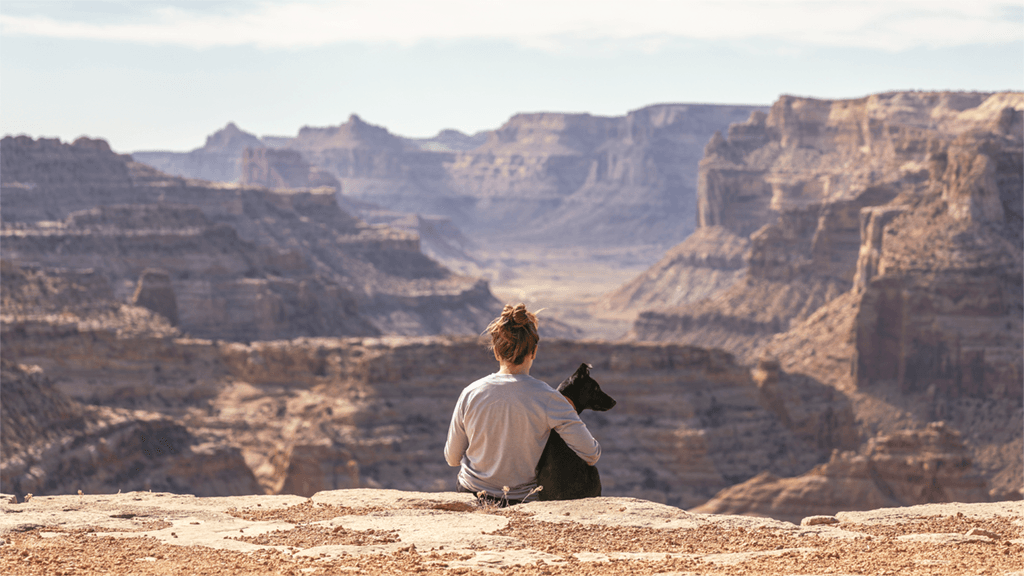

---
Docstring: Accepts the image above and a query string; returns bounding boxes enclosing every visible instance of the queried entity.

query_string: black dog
[535,363,616,501]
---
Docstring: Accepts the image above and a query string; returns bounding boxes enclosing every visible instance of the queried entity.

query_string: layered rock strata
[620,91,1023,502]
[2,260,1005,517]
[0,360,260,497]
[1,135,501,340]
[629,91,1023,365]
[2,287,854,508]
[240,147,341,190]
[595,226,749,314]
[692,422,993,523]
[131,122,264,182]
[139,106,764,249]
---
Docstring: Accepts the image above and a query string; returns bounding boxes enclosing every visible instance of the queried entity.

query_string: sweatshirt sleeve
[444,394,468,467]
[547,395,601,466]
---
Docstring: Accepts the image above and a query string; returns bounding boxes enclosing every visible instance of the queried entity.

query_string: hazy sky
[2,0,1021,152]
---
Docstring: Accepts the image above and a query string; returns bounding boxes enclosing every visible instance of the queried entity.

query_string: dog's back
[536,363,616,501]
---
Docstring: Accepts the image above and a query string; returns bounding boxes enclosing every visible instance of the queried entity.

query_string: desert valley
[2,89,1023,573]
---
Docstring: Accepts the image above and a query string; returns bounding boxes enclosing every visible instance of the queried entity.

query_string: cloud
[1,0,1020,52]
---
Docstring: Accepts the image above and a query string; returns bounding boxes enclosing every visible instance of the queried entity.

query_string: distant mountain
[411,128,489,152]
[131,122,264,182]
[129,104,767,249]
[610,91,1023,500]
[2,134,502,340]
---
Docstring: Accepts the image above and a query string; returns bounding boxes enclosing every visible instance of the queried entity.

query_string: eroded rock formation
[0,359,260,497]
[133,106,764,249]
[693,422,993,523]
[240,147,341,190]
[1,135,501,340]
[132,122,265,182]
[1,269,853,505]
[615,90,1023,502]
[629,92,1023,368]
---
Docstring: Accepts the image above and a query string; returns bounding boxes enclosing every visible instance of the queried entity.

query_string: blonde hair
[486,303,539,366]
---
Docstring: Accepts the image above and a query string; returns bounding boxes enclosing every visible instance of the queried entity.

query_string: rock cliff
[131,106,764,250]
[132,122,265,182]
[240,147,341,190]
[692,422,992,523]
[620,90,1023,501]
[293,106,764,247]
[1,135,502,340]
[629,91,1023,363]
[1,258,1007,519]
[2,275,855,509]
[0,359,261,497]
[595,226,749,314]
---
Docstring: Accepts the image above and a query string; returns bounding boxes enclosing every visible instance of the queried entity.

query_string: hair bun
[487,303,540,365]
[512,305,531,327]
[500,303,533,328]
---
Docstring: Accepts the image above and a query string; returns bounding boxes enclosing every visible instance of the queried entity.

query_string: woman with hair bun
[444,303,601,505]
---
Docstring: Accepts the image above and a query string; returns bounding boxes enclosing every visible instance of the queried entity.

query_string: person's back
[444,303,600,503]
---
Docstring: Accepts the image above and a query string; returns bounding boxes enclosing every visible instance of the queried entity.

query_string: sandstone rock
[0,360,261,497]
[240,147,340,190]
[0,491,1020,575]
[131,122,264,182]
[410,127,488,152]
[628,91,1022,365]
[278,442,361,497]
[1,136,502,340]
[207,106,764,249]
[965,527,1000,540]
[800,515,839,526]
[621,91,1023,504]
[131,269,178,325]
[595,226,749,315]
[692,423,992,523]
[3,300,849,508]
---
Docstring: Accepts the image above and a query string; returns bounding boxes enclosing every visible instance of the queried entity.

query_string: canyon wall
[1,267,860,508]
[7,295,1003,517]
[616,91,1023,504]
[693,422,992,523]
[628,91,1023,364]
[240,147,341,190]
[131,106,765,249]
[1,359,261,497]
[131,122,265,182]
[301,106,763,247]
[0,135,501,340]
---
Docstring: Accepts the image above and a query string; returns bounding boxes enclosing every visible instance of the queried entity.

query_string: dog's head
[557,363,616,414]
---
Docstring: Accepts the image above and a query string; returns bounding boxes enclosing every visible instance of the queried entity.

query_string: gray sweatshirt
[444,372,601,500]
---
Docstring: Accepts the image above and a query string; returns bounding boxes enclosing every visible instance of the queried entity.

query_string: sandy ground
[1,489,1022,575]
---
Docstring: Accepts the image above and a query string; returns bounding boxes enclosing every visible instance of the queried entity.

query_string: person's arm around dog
[443,303,601,501]
[545,393,600,466]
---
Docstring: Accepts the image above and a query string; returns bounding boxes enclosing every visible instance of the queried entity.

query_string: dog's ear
[575,363,591,377]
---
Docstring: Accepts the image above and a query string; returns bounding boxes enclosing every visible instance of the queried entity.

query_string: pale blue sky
[2,1,1021,152]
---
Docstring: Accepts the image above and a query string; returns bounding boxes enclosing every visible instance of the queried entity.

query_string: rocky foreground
[0,490,1021,576]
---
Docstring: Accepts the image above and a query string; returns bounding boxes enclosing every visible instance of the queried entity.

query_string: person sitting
[444,303,601,505]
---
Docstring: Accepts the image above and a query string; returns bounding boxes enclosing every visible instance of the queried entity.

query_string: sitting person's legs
[457,482,523,507]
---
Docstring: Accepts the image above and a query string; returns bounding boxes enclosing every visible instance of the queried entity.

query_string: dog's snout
[596,394,616,411]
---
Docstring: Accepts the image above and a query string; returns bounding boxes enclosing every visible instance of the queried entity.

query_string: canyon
[1,91,1020,526]
[608,91,1024,511]
[1,135,499,341]
[132,105,763,250]
[128,104,766,335]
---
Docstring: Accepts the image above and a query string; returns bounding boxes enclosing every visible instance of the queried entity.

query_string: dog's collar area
[565,397,576,411]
